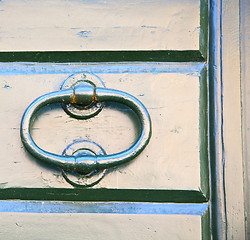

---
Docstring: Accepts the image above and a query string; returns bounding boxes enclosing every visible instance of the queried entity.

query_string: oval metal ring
[20,83,152,175]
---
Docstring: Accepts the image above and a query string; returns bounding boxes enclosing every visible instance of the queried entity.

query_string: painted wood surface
[208,1,227,238]
[0,0,212,238]
[0,63,208,202]
[0,207,210,240]
[220,0,245,238]
[0,0,206,52]
[240,0,250,238]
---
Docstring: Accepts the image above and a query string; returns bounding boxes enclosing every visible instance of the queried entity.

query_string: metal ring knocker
[20,74,152,187]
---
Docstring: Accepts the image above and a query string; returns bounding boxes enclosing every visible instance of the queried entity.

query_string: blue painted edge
[0,62,205,75]
[0,200,208,215]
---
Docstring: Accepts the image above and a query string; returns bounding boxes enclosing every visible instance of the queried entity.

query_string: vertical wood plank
[222,0,245,238]
[240,0,250,238]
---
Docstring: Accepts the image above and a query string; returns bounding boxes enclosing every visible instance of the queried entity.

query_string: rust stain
[92,89,98,102]
[71,89,77,104]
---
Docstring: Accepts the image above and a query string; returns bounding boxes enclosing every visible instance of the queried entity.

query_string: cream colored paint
[221,0,245,238]
[0,69,204,191]
[241,0,250,238]
[0,0,200,51]
[0,212,203,240]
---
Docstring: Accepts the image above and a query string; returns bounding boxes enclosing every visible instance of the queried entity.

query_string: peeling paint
[141,25,157,29]
[3,84,11,89]
[77,30,92,38]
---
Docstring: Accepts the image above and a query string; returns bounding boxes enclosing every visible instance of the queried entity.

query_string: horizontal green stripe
[0,50,205,63]
[0,188,208,203]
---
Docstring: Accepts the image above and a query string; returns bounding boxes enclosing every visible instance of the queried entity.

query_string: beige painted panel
[221,0,246,238]
[241,0,250,238]
[0,213,203,240]
[0,0,201,51]
[0,65,207,192]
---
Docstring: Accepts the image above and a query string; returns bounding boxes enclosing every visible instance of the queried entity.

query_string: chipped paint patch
[77,30,92,38]
[3,84,11,89]
[141,25,157,29]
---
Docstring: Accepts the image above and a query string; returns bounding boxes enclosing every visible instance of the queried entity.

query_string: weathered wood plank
[0,208,209,240]
[240,0,250,238]
[0,63,208,202]
[220,0,245,238]
[0,0,206,54]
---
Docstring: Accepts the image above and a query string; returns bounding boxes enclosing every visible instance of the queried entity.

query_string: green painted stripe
[0,188,208,203]
[0,51,205,63]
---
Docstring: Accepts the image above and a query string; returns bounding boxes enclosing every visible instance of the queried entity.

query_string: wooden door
[0,0,245,239]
